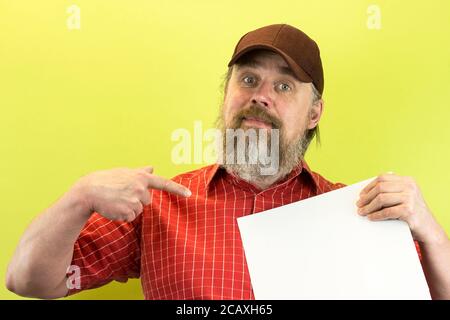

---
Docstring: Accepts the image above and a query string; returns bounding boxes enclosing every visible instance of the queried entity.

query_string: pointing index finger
[146,174,191,197]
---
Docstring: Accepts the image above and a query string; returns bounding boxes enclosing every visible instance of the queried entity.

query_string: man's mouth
[242,116,273,129]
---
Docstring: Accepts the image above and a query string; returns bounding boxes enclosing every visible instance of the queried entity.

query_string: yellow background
[1,0,449,299]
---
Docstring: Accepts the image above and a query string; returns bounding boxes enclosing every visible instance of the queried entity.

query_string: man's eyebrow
[277,66,298,80]
[236,60,299,80]
[236,59,264,69]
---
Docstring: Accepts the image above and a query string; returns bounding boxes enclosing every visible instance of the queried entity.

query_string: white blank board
[237,178,431,299]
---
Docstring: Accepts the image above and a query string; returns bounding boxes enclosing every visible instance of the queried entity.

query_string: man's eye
[278,83,291,91]
[242,76,255,84]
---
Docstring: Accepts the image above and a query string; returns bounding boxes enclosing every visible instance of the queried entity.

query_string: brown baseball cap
[228,24,324,95]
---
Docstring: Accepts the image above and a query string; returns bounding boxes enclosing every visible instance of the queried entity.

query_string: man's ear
[307,98,324,130]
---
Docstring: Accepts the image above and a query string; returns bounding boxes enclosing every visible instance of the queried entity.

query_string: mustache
[231,105,282,129]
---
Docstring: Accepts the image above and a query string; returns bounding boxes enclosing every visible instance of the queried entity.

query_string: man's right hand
[73,166,191,222]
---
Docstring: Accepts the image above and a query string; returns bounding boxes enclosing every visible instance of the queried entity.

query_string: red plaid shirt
[67,161,419,299]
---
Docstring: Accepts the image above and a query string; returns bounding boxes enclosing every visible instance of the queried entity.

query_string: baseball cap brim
[227,44,314,84]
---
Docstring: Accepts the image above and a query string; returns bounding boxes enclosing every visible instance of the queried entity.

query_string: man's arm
[417,222,450,299]
[5,183,91,299]
[357,173,450,299]
[5,166,191,299]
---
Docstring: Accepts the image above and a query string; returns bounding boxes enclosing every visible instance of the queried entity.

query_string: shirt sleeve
[65,212,142,296]
[330,182,347,190]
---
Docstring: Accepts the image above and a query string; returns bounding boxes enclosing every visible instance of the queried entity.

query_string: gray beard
[216,117,311,189]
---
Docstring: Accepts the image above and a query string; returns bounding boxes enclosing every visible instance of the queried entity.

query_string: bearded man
[6,24,450,300]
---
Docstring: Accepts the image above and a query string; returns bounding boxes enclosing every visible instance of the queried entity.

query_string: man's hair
[221,56,322,146]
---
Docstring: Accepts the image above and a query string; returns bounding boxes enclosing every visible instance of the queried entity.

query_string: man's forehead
[234,50,299,80]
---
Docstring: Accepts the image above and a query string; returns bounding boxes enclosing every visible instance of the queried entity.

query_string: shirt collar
[204,159,319,194]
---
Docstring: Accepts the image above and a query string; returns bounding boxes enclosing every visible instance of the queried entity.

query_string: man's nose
[251,81,274,109]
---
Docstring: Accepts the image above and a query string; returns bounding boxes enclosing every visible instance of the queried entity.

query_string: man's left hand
[356,173,442,243]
